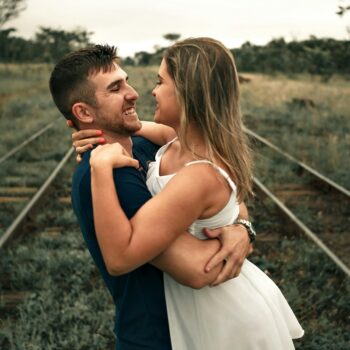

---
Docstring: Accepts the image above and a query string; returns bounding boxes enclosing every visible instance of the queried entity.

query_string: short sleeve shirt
[71,136,171,350]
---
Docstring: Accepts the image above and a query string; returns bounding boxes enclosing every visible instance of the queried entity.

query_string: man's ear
[72,102,94,124]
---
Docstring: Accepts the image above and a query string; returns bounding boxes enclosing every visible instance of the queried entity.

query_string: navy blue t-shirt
[71,136,171,350]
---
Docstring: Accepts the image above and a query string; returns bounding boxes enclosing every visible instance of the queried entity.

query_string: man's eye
[156,81,161,85]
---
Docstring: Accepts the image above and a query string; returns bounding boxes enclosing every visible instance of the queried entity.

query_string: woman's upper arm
[124,166,214,264]
[136,121,176,145]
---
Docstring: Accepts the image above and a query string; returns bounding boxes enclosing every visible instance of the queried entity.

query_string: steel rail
[253,176,350,277]
[245,127,350,199]
[0,147,74,249]
[0,119,59,165]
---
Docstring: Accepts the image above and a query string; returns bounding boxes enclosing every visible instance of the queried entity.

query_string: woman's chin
[153,113,161,124]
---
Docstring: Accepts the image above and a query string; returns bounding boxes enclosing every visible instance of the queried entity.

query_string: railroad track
[0,119,60,166]
[245,127,350,276]
[0,121,73,246]
[0,146,75,317]
[0,127,348,348]
[0,147,74,248]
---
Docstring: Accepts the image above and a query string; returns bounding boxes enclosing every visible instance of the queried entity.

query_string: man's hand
[203,225,253,286]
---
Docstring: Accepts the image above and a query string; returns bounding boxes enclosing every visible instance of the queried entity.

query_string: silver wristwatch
[234,219,256,243]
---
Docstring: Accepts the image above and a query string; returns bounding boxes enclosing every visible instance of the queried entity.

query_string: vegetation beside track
[0,65,349,349]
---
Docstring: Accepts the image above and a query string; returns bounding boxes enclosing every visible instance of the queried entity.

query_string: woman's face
[152,58,181,129]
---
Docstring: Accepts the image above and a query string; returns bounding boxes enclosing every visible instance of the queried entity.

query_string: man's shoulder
[132,135,157,150]
[132,136,159,165]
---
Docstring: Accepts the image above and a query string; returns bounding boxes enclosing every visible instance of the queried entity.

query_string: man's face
[90,64,141,135]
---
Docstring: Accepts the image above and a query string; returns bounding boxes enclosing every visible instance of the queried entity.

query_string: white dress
[146,140,304,350]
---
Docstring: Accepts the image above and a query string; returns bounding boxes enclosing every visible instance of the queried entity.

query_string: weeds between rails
[0,131,349,349]
[0,122,72,241]
[246,128,350,275]
[0,167,348,349]
[0,65,349,349]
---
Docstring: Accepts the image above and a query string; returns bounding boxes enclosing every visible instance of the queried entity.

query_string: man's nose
[125,86,139,101]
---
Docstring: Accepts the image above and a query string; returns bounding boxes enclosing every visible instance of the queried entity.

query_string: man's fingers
[210,258,243,286]
[210,260,236,286]
[248,244,254,255]
[202,227,223,239]
[205,249,229,272]
[209,251,245,286]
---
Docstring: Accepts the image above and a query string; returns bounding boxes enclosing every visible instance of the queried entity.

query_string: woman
[83,37,304,349]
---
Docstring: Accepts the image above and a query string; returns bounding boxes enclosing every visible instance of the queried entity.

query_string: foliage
[163,33,181,42]
[35,26,93,63]
[0,65,349,349]
[0,0,26,27]
[0,26,92,63]
[336,1,350,16]
[232,37,350,79]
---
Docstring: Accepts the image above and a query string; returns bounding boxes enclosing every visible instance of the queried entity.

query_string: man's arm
[113,168,251,288]
[151,223,250,289]
[152,202,251,289]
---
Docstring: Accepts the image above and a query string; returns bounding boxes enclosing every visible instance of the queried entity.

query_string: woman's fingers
[73,137,104,150]
[75,144,93,154]
[71,129,105,159]
[72,129,102,142]
[90,143,139,169]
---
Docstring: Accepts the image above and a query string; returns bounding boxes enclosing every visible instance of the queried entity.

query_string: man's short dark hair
[49,44,119,127]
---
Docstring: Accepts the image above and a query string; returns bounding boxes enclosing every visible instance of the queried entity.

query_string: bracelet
[234,219,256,243]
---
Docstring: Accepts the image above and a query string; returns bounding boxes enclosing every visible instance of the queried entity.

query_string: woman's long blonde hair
[164,37,252,201]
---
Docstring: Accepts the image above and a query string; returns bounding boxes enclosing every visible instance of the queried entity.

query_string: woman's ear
[72,102,94,124]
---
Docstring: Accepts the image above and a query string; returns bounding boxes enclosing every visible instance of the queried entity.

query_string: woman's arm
[68,121,175,161]
[90,144,220,275]
[134,121,176,146]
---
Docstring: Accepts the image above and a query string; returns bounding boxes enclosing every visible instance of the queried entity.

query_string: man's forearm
[150,232,223,289]
[150,202,251,288]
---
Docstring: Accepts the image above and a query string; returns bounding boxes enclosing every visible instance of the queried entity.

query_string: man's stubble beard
[96,112,142,136]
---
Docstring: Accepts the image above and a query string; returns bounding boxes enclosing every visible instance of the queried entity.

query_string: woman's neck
[177,125,208,160]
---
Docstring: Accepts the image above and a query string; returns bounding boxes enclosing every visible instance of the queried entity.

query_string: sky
[6,0,349,57]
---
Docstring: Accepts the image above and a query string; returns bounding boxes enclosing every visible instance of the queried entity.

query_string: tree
[336,2,350,16]
[35,26,93,62]
[163,33,181,43]
[0,0,26,27]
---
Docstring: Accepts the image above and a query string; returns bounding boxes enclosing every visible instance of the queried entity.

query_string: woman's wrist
[90,157,114,171]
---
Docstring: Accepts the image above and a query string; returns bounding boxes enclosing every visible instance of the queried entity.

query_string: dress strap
[156,137,178,161]
[185,160,237,192]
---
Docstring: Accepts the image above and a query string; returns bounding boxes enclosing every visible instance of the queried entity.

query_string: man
[49,45,255,349]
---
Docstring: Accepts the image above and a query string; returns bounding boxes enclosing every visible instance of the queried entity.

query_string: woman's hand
[90,143,139,170]
[67,120,105,162]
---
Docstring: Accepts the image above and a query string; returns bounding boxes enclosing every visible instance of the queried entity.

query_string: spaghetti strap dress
[146,140,304,350]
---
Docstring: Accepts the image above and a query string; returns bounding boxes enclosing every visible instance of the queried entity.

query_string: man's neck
[102,131,133,156]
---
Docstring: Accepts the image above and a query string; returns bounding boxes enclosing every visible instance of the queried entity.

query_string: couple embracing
[49,38,303,349]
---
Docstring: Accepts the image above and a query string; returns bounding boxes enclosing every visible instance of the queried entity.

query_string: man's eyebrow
[106,80,121,90]
[106,76,128,90]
